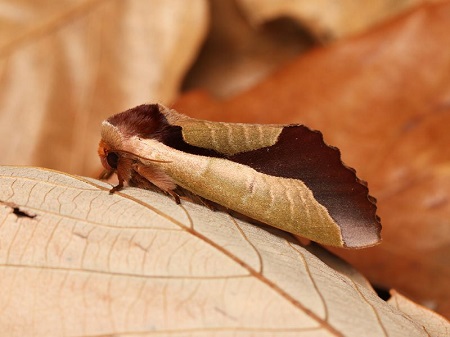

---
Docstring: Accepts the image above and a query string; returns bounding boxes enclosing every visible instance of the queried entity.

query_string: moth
[98,104,381,248]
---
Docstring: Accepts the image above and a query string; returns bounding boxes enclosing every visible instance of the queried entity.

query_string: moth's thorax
[98,121,128,172]
[101,121,125,150]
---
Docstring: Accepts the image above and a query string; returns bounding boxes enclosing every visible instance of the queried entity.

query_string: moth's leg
[167,190,181,204]
[99,169,114,180]
[175,187,217,210]
[109,176,124,194]
[110,157,133,194]
[198,197,218,211]
[132,162,180,204]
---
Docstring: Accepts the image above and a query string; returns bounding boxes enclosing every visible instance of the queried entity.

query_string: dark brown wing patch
[229,126,381,245]
[108,104,224,158]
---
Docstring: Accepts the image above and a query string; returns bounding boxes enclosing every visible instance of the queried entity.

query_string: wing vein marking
[292,181,312,227]
[261,175,276,211]
[204,121,219,150]
[243,124,250,145]
[225,123,234,151]
[258,124,265,143]
[280,179,297,225]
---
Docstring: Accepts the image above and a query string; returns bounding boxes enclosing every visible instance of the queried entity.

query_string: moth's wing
[163,109,285,156]
[172,120,381,244]
[162,108,381,244]
[229,126,381,242]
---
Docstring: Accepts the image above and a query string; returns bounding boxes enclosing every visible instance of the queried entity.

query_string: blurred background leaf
[0,0,208,173]
[0,0,449,321]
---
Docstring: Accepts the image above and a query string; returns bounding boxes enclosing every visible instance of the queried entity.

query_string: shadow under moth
[98,104,381,248]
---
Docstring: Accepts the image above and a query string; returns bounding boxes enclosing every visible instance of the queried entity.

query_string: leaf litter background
[0,0,449,335]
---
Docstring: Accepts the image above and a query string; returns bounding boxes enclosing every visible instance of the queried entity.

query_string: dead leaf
[0,200,37,219]
[0,0,208,175]
[182,0,445,100]
[236,0,444,39]
[182,0,317,98]
[174,1,450,318]
[388,291,450,337]
[1,165,445,336]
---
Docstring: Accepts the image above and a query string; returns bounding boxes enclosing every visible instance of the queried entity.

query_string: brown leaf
[182,0,447,99]
[0,0,208,175]
[388,291,450,337]
[174,1,450,318]
[237,0,440,39]
[2,166,446,336]
[182,0,317,98]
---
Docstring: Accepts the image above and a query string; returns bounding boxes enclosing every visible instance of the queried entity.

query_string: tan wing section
[177,158,345,247]
[161,105,283,155]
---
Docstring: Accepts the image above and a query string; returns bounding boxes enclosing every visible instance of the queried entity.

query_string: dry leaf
[237,0,442,39]
[0,0,208,174]
[388,291,450,337]
[183,0,442,100]
[182,0,316,98]
[174,1,450,318]
[1,166,444,336]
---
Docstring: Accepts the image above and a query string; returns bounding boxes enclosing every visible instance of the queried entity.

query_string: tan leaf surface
[0,0,207,175]
[0,166,440,337]
[237,0,442,39]
[174,1,450,318]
